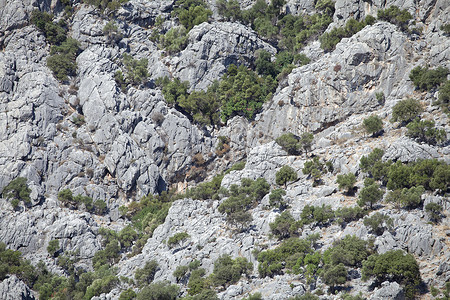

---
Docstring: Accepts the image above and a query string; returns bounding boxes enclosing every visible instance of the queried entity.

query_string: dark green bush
[159,26,189,54]
[217,0,242,21]
[269,188,287,209]
[136,281,179,300]
[302,157,330,185]
[47,38,80,81]
[276,133,299,154]
[362,250,421,298]
[363,115,383,136]
[120,53,148,85]
[211,255,252,287]
[257,238,313,277]
[334,206,366,224]
[135,260,159,286]
[172,0,212,30]
[288,293,319,300]
[357,178,384,209]
[363,212,393,235]
[385,186,425,209]
[270,211,298,239]
[377,6,413,31]
[409,65,449,91]
[336,173,357,195]
[437,79,450,112]
[390,98,423,124]
[425,202,443,223]
[119,289,137,300]
[47,240,60,257]
[103,21,122,44]
[2,177,31,208]
[320,17,374,52]
[83,0,128,12]
[406,118,446,145]
[325,235,369,267]
[30,10,67,45]
[167,232,190,248]
[321,263,347,290]
[300,204,334,227]
[276,165,298,187]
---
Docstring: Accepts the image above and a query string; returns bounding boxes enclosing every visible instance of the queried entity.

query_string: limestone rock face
[168,21,276,91]
[0,275,35,300]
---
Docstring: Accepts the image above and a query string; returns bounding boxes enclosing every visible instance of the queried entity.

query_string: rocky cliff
[0,0,449,299]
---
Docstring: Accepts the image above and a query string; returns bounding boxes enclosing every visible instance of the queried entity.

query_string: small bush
[377,6,413,31]
[437,80,450,112]
[357,178,384,209]
[119,289,137,300]
[363,212,393,235]
[167,232,190,248]
[211,255,252,287]
[135,260,159,286]
[334,206,365,224]
[385,186,424,209]
[425,202,443,223]
[276,133,299,155]
[136,281,179,300]
[391,98,423,124]
[47,38,80,81]
[270,211,298,239]
[2,177,31,208]
[409,65,449,91]
[302,157,330,185]
[159,26,188,55]
[300,204,334,227]
[406,118,446,145]
[172,0,212,30]
[336,173,357,195]
[269,188,287,209]
[362,250,421,298]
[121,53,148,85]
[47,240,60,257]
[103,21,122,44]
[363,115,383,136]
[276,165,298,187]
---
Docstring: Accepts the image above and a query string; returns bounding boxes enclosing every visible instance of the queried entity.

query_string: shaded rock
[371,281,405,300]
[0,275,35,300]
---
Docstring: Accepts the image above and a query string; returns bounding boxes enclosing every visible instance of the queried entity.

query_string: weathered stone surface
[371,281,405,300]
[0,275,35,300]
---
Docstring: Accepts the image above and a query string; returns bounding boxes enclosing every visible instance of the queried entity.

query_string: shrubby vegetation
[362,250,421,298]
[103,21,122,44]
[409,66,449,91]
[425,202,443,223]
[357,178,384,209]
[270,211,298,239]
[115,53,148,88]
[172,0,212,30]
[377,6,413,31]
[406,118,446,145]
[276,165,298,187]
[302,157,333,185]
[363,115,383,137]
[390,98,423,124]
[269,188,287,210]
[363,212,393,235]
[218,178,270,230]
[167,232,190,248]
[1,177,31,209]
[336,173,357,195]
[83,0,128,13]
[58,189,107,215]
[275,132,314,155]
[135,260,159,286]
[136,281,179,300]
[320,16,376,52]
[31,10,81,81]
[211,255,252,287]
[159,26,189,54]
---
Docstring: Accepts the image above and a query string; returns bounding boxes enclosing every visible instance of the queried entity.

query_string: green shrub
[172,0,212,30]
[362,250,421,298]
[119,53,148,85]
[47,38,80,81]
[269,188,287,209]
[386,161,413,190]
[363,115,383,136]
[300,204,334,227]
[299,132,314,154]
[243,293,263,300]
[257,238,313,277]
[276,165,298,187]
[302,157,330,185]
[321,263,347,290]
[288,293,319,300]
[390,98,423,124]
[406,118,446,145]
[30,10,67,45]
[334,206,365,224]
[83,0,128,12]
[357,178,384,209]
[136,281,179,300]
[325,235,369,267]
[159,26,189,54]
[135,260,159,286]
[173,265,189,281]
[276,133,299,154]
[270,211,298,239]
[211,255,252,287]
[2,177,31,208]
[217,0,241,21]
[377,6,413,31]
[47,240,60,257]
[363,212,393,235]
[409,65,449,91]
[437,79,450,112]
[320,17,374,52]
[336,173,357,195]
[425,202,443,223]
[119,289,137,300]
[385,186,424,209]
[167,232,190,248]
[103,21,122,44]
